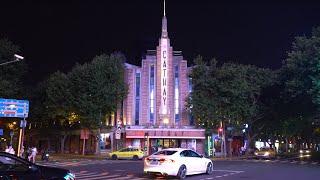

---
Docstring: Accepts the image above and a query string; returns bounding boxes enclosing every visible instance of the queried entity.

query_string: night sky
[1,1,320,83]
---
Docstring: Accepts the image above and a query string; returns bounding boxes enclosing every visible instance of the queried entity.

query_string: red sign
[80,129,89,139]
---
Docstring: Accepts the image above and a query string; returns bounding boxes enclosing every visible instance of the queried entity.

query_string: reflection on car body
[0,152,75,180]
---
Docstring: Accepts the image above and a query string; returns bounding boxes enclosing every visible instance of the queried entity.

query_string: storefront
[125,128,205,155]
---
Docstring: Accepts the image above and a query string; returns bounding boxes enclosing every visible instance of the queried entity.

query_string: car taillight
[144,157,150,163]
[159,158,174,163]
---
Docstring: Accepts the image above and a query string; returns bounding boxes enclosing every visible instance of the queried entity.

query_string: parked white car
[144,148,213,179]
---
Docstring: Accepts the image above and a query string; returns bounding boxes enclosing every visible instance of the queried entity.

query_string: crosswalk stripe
[76,173,102,179]
[77,174,119,180]
[107,176,133,180]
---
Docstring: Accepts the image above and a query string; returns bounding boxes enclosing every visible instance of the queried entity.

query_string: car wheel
[133,155,139,160]
[111,154,117,160]
[177,165,187,179]
[206,162,213,175]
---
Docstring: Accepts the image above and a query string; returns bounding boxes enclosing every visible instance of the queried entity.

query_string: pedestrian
[28,146,37,163]
[5,145,15,155]
[4,145,8,152]
[27,147,32,161]
[20,145,24,157]
[31,146,38,163]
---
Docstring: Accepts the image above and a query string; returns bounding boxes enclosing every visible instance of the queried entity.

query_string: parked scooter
[41,150,50,162]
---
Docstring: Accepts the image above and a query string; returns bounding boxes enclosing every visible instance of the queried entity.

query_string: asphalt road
[37,158,320,180]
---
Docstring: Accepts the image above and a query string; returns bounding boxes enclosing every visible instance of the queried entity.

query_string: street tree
[68,53,127,154]
[189,56,276,151]
[278,26,320,149]
[68,53,127,128]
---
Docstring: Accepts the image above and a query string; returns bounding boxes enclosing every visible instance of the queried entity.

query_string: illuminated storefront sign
[160,39,168,115]
[126,129,205,139]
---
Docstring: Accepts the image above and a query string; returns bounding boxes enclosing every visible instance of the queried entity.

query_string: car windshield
[153,150,177,156]
[260,148,272,151]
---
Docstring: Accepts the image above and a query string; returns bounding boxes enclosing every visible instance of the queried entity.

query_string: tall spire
[161,0,168,38]
[164,0,166,16]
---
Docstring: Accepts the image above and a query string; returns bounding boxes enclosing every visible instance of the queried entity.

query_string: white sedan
[144,148,213,179]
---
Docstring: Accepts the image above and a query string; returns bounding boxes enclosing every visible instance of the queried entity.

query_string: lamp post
[0,54,24,66]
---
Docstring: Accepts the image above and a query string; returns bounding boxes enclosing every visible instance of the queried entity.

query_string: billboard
[0,98,29,118]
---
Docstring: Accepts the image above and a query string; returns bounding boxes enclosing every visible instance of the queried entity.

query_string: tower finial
[161,0,168,38]
[164,0,166,16]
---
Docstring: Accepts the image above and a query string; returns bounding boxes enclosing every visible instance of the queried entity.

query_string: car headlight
[64,172,75,180]
[264,152,270,156]
[299,150,303,153]
[306,150,310,153]
[254,152,258,155]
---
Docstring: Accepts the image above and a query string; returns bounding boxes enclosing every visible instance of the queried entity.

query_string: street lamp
[0,54,24,66]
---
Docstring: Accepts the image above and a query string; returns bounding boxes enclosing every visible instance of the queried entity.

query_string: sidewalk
[212,155,255,161]
[35,153,108,161]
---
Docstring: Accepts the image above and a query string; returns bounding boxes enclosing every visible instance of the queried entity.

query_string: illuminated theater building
[118,4,205,154]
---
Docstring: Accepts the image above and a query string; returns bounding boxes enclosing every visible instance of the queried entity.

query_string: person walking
[28,146,37,163]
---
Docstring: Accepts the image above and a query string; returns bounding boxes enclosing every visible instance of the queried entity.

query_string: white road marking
[213,169,244,173]
[77,174,119,180]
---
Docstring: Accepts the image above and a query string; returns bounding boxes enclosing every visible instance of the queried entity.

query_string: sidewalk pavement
[35,153,253,161]
[35,153,108,161]
[212,155,255,161]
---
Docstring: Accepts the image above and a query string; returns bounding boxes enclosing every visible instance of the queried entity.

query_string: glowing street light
[0,54,24,66]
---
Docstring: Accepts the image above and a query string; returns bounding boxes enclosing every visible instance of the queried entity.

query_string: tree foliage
[68,53,127,128]
[277,27,320,144]
[0,38,27,98]
[189,56,275,129]
[31,53,128,130]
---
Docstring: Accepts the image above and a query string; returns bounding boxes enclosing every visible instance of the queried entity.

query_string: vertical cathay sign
[161,39,168,115]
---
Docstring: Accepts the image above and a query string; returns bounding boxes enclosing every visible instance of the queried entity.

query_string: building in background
[115,2,205,155]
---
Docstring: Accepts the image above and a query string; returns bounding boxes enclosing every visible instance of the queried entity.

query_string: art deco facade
[115,5,205,154]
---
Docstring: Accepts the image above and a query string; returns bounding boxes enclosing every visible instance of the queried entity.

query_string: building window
[174,65,179,122]
[188,77,194,125]
[135,72,140,125]
[188,113,194,126]
[149,65,155,123]
[188,78,192,93]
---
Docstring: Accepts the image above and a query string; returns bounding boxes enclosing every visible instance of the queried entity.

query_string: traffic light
[218,127,223,137]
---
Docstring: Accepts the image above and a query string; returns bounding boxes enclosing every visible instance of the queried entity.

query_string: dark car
[0,152,75,180]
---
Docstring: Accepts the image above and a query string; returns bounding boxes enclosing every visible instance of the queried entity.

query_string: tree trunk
[95,128,101,155]
[285,137,289,152]
[47,138,51,151]
[60,134,67,154]
[245,133,252,155]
